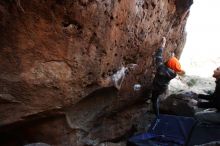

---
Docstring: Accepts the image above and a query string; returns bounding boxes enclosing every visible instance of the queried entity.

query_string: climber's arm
[155,37,166,68]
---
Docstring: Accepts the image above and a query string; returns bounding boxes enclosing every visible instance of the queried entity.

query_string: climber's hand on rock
[161,37,166,48]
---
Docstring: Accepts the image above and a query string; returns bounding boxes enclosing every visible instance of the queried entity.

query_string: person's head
[213,67,220,80]
[166,56,185,75]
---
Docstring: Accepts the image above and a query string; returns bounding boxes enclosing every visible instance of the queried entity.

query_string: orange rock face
[0,0,192,145]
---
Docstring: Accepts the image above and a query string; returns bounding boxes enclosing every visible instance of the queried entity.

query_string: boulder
[160,75,215,116]
[0,0,192,145]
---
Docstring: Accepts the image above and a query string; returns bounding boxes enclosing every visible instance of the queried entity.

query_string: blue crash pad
[128,114,197,146]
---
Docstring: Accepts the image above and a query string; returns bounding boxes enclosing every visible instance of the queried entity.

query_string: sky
[180,0,220,77]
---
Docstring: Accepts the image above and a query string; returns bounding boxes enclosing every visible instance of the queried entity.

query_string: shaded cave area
[0,87,150,146]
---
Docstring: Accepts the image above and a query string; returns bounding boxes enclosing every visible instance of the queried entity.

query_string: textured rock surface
[0,0,192,145]
[160,91,199,116]
[24,143,51,146]
[160,75,215,116]
[169,75,215,95]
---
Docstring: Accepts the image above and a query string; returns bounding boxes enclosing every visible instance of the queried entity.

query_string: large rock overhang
[0,0,193,145]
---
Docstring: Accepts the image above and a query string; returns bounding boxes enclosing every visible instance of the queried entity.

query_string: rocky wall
[0,0,192,145]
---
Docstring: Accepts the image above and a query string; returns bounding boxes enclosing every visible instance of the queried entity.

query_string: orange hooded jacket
[166,56,183,73]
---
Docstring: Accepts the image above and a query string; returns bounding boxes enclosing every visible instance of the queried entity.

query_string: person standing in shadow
[195,66,220,124]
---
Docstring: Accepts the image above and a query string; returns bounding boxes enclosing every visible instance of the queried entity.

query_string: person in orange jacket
[152,37,185,116]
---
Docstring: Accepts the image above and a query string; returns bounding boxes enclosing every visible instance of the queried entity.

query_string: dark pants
[151,89,166,116]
